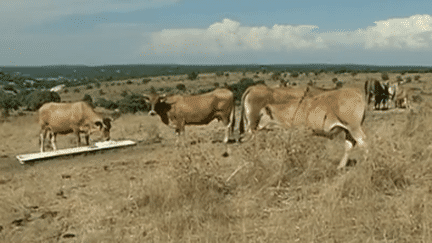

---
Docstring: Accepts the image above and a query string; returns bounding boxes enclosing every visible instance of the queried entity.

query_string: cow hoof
[222,152,229,157]
[346,159,357,167]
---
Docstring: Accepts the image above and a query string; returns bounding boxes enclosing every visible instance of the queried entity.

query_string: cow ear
[103,118,112,129]
[95,121,103,130]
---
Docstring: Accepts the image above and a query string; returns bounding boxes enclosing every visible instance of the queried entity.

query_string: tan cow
[39,101,112,152]
[143,88,235,144]
[258,87,367,169]
[239,84,310,140]
[394,86,410,109]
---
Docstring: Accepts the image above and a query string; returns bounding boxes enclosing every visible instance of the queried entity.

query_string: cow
[258,87,367,169]
[239,84,306,140]
[39,101,112,152]
[142,88,235,144]
[364,79,390,110]
[395,86,410,109]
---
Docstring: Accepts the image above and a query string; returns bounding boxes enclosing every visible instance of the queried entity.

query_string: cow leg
[50,132,57,151]
[337,128,368,170]
[40,129,48,153]
[75,131,81,147]
[85,134,90,145]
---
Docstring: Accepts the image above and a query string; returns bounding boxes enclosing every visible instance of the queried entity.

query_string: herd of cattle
[38,79,412,170]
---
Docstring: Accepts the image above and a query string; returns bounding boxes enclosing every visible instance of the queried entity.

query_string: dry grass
[1,73,432,242]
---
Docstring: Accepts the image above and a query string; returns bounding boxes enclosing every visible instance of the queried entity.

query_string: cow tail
[239,87,250,135]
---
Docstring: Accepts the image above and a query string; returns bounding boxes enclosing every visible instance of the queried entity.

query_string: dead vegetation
[1,72,432,242]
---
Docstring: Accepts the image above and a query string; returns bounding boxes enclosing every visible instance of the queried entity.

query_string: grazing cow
[39,101,112,152]
[259,87,367,169]
[142,88,235,144]
[239,84,306,140]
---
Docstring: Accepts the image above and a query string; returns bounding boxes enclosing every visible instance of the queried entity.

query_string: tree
[82,94,94,108]
[188,71,198,80]
[25,90,61,111]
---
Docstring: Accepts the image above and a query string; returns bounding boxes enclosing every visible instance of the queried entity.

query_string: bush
[0,92,19,117]
[291,71,299,78]
[406,76,412,83]
[120,90,129,97]
[25,90,61,111]
[142,78,151,84]
[188,71,198,81]
[216,71,224,77]
[96,98,119,110]
[225,73,229,77]
[99,89,105,95]
[229,78,264,103]
[271,72,281,81]
[82,94,93,108]
[176,83,186,91]
[126,80,133,85]
[74,88,80,93]
[86,84,93,90]
[381,73,389,81]
[396,76,403,82]
[117,93,148,114]
[332,78,338,83]
[95,82,101,88]
[63,88,69,94]
[111,82,115,86]
[213,82,220,88]
[414,75,421,81]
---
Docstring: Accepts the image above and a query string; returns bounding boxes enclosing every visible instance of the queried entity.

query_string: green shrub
[95,82,101,88]
[332,78,338,83]
[176,83,186,91]
[406,76,412,83]
[117,93,148,114]
[291,71,299,78]
[414,75,421,81]
[96,98,119,110]
[82,94,94,108]
[99,89,105,95]
[25,90,61,111]
[74,88,80,93]
[142,78,151,84]
[188,71,198,80]
[0,92,19,117]
[86,84,93,90]
[381,73,389,81]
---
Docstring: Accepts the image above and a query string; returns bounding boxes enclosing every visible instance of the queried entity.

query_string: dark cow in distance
[365,79,390,110]
[143,88,235,144]
[39,101,112,152]
[258,87,368,169]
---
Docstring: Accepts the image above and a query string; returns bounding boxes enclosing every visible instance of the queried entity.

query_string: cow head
[143,93,167,116]
[94,117,112,141]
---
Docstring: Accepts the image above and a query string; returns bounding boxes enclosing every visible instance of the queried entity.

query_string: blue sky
[1,0,432,66]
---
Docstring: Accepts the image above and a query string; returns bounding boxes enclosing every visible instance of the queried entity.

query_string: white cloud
[143,15,432,57]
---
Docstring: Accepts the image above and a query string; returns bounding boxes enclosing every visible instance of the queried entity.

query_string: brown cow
[258,87,367,169]
[239,84,306,140]
[143,88,235,144]
[394,86,410,109]
[39,101,112,152]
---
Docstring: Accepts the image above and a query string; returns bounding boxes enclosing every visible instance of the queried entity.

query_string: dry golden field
[1,72,432,242]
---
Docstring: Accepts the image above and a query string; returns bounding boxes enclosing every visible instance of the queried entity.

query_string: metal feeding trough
[16,140,137,164]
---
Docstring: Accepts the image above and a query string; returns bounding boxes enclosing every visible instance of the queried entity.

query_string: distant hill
[2,64,432,80]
